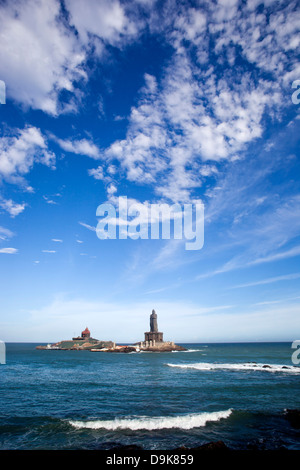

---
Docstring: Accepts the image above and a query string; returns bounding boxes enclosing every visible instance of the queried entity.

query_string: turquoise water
[0,342,299,450]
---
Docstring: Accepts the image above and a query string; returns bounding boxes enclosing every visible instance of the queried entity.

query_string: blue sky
[0,0,299,343]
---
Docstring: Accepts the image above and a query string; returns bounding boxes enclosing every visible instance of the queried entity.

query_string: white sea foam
[166,362,300,374]
[172,349,203,353]
[69,409,232,431]
[186,349,202,352]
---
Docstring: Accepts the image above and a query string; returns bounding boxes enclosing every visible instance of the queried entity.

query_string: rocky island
[36,310,186,352]
[134,309,186,352]
[36,327,115,351]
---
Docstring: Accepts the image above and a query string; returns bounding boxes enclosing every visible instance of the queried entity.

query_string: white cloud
[174,8,207,42]
[209,0,299,89]
[43,196,58,205]
[0,247,18,254]
[1,0,293,203]
[107,183,117,196]
[0,226,14,241]
[99,52,280,202]
[56,137,100,159]
[250,245,300,266]
[0,198,26,217]
[0,0,86,114]
[88,0,295,205]
[52,239,63,243]
[88,166,105,180]
[0,126,55,184]
[79,221,96,231]
[42,250,56,253]
[231,273,300,289]
[0,0,146,115]
[65,0,139,48]
[197,244,300,281]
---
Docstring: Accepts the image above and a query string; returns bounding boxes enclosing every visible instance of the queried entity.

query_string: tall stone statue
[150,309,158,332]
[144,309,163,344]
[142,308,186,351]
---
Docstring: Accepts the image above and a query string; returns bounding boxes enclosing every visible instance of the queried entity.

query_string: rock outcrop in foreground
[284,409,300,428]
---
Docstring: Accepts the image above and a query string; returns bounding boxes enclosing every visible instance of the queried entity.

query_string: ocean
[0,342,299,450]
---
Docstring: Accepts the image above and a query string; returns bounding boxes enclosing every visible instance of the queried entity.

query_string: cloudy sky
[0,0,299,343]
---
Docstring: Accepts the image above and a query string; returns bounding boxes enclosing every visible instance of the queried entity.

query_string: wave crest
[166,362,300,373]
[69,409,232,431]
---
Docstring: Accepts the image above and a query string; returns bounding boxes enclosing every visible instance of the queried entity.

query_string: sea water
[0,342,299,450]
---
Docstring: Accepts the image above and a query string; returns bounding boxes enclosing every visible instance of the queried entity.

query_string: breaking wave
[166,362,300,374]
[69,409,232,431]
[171,349,201,353]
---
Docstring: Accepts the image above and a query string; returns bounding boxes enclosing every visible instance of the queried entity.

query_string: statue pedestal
[144,331,164,343]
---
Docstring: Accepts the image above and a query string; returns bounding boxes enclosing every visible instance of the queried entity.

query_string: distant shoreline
[3,341,294,344]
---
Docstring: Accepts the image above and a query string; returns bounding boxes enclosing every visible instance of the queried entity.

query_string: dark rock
[245,440,287,451]
[110,444,144,450]
[107,347,136,353]
[246,442,260,451]
[145,345,186,352]
[284,409,300,428]
[195,440,229,451]
[282,366,289,369]
[95,441,144,450]
[277,445,288,451]
[262,365,271,368]
[173,441,229,451]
